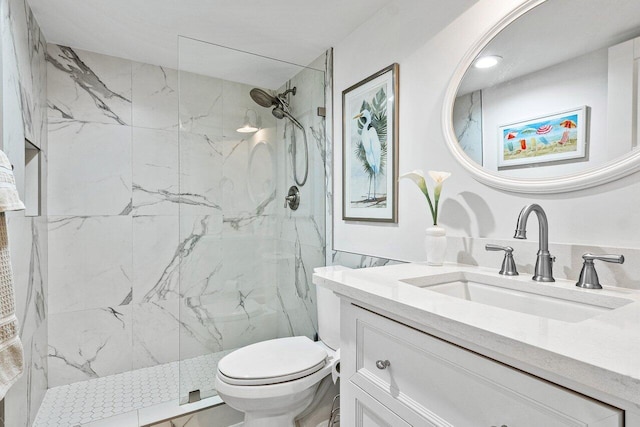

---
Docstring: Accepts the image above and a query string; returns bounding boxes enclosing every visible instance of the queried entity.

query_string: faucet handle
[582,253,624,264]
[576,253,625,289]
[485,244,519,276]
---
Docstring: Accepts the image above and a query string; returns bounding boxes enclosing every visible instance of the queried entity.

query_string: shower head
[250,86,302,128]
[250,88,277,108]
[272,106,285,119]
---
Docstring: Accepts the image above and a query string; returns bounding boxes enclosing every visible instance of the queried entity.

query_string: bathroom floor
[33,352,229,426]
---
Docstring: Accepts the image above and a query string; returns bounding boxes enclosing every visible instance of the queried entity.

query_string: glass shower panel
[177,36,327,403]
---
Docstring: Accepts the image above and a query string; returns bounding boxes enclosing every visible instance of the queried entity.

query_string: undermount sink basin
[401,272,633,323]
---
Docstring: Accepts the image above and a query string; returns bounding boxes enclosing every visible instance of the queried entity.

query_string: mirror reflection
[453,0,640,179]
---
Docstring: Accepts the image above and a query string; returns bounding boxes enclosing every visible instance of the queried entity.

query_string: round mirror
[443,0,640,193]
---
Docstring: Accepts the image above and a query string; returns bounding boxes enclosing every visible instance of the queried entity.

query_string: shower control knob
[284,186,300,211]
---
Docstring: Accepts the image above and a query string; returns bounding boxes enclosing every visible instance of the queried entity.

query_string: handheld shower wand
[249,87,308,187]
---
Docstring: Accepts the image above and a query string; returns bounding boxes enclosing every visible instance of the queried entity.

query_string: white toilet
[214,284,340,427]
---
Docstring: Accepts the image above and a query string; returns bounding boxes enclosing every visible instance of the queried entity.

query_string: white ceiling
[28,0,393,86]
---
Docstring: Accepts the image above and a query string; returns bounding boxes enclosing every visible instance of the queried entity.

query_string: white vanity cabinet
[341,302,624,427]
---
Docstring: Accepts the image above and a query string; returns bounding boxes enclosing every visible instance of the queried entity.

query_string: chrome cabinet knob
[485,244,518,276]
[576,253,624,289]
[375,360,390,370]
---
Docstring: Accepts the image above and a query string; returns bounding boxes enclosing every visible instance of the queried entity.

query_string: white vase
[425,225,447,266]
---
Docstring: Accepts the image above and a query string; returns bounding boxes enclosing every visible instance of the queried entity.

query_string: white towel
[0,150,25,399]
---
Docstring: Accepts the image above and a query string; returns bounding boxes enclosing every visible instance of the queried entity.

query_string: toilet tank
[315,267,347,350]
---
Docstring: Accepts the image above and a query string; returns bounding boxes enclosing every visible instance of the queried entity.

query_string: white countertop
[313,263,640,408]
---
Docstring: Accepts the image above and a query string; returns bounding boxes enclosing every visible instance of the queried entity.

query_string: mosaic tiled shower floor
[34,352,230,427]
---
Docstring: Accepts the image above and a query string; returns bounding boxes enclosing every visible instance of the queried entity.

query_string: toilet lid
[217,336,327,386]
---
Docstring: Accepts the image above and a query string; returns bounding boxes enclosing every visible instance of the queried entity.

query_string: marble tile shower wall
[177,75,282,383]
[46,44,176,387]
[1,0,49,426]
[273,60,327,340]
[45,44,329,392]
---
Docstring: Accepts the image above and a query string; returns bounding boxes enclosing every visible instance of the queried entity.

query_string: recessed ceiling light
[474,55,502,69]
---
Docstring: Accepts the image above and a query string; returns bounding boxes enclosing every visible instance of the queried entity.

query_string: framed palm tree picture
[342,63,399,222]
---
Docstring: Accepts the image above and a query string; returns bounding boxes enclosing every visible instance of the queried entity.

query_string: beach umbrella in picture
[504,131,517,151]
[558,119,576,146]
[536,124,553,135]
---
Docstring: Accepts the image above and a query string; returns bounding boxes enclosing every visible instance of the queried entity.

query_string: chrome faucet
[514,204,555,282]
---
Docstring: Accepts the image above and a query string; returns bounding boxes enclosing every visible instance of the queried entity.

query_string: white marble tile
[4,323,48,427]
[4,331,29,427]
[2,0,48,150]
[329,250,399,269]
[223,132,278,217]
[132,62,179,130]
[153,403,243,427]
[48,216,132,313]
[47,44,132,126]
[178,292,278,360]
[132,300,179,370]
[178,214,223,298]
[48,121,132,215]
[220,220,278,296]
[274,240,322,338]
[48,306,133,387]
[29,324,49,425]
[178,131,223,216]
[453,90,483,165]
[178,71,222,137]
[277,215,325,250]
[132,215,180,303]
[6,215,47,340]
[81,410,139,427]
[2,2,49,426]
[323,50,333,267]
[132,128,179,215]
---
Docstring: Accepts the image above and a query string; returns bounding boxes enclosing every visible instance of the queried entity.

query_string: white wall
[333,0,640,265]
[481,48,610,177]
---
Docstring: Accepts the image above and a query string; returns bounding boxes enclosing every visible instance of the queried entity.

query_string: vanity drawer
[349,304,623,427]
[348,382,412,427]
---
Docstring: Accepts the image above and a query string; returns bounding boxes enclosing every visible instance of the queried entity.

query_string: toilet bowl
[214,278,341,427]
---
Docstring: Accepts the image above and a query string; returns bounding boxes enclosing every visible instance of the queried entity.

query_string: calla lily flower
[429,170,451,201]
[428,171,451,184]
[399,170,429,197]
[400,169,451,225]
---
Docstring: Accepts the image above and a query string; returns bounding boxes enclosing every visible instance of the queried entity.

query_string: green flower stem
[432,184,442,226]
[424,191,437,226]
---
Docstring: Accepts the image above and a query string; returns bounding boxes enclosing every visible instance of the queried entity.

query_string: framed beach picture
[342,63,399,222]
[497,106,589,168]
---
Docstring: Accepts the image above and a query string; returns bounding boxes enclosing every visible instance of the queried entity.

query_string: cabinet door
[349,383,411,427]
[345,304,623,427]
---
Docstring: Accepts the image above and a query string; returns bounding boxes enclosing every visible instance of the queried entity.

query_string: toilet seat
[217,336,328,386]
